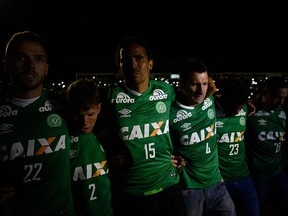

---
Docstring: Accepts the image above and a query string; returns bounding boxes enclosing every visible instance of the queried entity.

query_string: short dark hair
[115,36,153,68]
[179,58,208,84]
[66,78,100,111]
[5,31,48,61]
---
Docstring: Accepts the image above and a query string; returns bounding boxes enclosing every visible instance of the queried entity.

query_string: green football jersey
[170,95,222,189]
[70,133,113,216]
[245,105,286,179]
[0,89,75,216]
[106,80,179,195]
[216,104,250,181]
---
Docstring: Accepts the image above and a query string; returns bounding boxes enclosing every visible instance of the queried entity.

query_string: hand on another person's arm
[0,187,15,205]
[171,155,187,169]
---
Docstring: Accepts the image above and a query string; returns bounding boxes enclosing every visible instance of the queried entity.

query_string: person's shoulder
[150,80,175,100]
[45,89,65,102]
[100,84,123,102]
[0,83,12,105]
[43,89,67,113]
[213,93,221,109]
[150,80,174,90]
[206,94,215,102]
[107,83,125,92]
[150,79,169,86]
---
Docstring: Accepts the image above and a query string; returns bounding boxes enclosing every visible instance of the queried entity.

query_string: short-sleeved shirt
[170,95,222,189]
[105,80,179,195]
[0,89,75,216]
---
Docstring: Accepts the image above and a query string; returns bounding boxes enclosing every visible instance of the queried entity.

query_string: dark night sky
[1,0,288,82]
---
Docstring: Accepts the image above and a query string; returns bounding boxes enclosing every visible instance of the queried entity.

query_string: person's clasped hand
[0,187,16,205]
[171,155,187,169]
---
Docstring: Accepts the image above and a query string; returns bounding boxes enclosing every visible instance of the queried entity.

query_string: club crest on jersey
[149,89,168,101]
[239,117,246,126]
[47,114,62,127]
[112,92,135,103]
[156,102,167,113]
[207,109,215,119]
[0,105,18,118]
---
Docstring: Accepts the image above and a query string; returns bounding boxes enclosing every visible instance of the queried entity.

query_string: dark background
[1,0,288,82]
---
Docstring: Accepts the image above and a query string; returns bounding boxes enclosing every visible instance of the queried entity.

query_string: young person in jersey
[169,58,236,216]
[215,80,260,216]
[101,36,186,216]
[65,78,113,216]
[0,31,76,215]
[245,76,288,216]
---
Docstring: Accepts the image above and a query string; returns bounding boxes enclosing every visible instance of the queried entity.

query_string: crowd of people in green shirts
[0,30,287,216]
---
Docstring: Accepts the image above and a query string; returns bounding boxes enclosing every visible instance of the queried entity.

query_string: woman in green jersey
[66,78,113,216]
[0,31,76,216]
